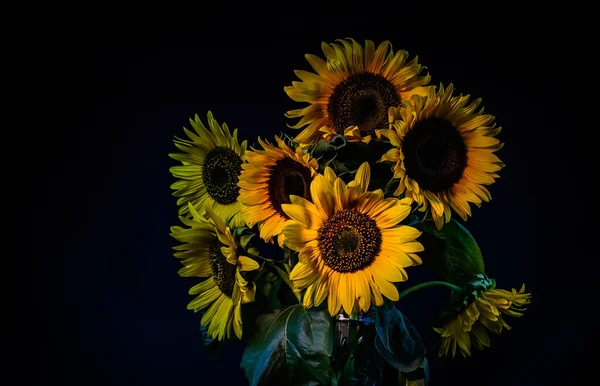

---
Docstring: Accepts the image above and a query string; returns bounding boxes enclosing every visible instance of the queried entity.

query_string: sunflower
[379,83,504,230]
[281,162,423,316]
[170,203,260,341]
[169,111,247,226]
[284,38,432,146]
[434,282,532,358]
[238,136,319,247]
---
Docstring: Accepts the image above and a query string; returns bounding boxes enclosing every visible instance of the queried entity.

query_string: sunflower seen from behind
[284,38,432,145]
[379,84,504,230]
[281,162,423,316]
[170,203,259,341]
[238,136,319,247]
[434,275,532,358]
[169,112,247,226]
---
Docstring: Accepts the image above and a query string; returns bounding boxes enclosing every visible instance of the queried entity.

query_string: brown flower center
[317,209,382,273]
[202,147,243,204]
[267,157,313,218]
[208,238,237,297]
[401,117,468,192]
[327,73,399,137]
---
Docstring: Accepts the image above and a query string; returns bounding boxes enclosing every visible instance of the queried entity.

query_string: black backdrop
[32,4,588,385]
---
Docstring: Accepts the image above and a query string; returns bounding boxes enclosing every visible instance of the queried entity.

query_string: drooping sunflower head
[379,83,505,229]
[284,38,432,146]
[169,112,247,226]
[170,203,260,341]
[434,274,532,358]
[281,162,424,316]
[238,136,319,247]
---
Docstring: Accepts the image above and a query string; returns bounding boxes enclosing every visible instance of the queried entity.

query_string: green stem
[269,262,302,304]
[399,281,461,299]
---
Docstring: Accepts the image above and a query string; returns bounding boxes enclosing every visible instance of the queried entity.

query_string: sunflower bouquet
[169,39,532,385]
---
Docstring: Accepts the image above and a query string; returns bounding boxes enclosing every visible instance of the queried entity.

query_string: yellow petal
[333,178,349,212]
[281,200,323,229]
[310,174,335,217]
[374,274,399,301]
[354,271,372,312]
[303,284,315,308]
[380,148,400,162]
[381,226,422,244]
[282,222,318,250]
[327,274,341,316]
[347,162,370,193]
[238,255,260,271]
[233,305,243,339]
[399,241,424,253]
[290,262,320,286]
[323,166,337,183]
[374,199,411,228]
[313,278,329,307]
[338,274,355,314]
[372,257,405,282]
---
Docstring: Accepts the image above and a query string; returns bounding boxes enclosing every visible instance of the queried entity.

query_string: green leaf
[419,218,485,286]
[241,305,335,386]
[374,304,425,373]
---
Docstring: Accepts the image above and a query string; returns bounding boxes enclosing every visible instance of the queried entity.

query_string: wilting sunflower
[238,136,319,247]
[379,83,504,230]
[169,111,247,226]
[170,203,259,341]
[281,162,423,316]
[434,279,532,358]
[284,38,432,145]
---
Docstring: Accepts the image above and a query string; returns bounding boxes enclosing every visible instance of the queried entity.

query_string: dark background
[30,3,587,386]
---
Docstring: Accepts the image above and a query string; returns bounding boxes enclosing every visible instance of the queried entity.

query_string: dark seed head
[208,238,237,297]
[202,147,243,204]
[327,73,399,137]
[317,209,381,273]
[267,157,313,217]
[401,117,468,192]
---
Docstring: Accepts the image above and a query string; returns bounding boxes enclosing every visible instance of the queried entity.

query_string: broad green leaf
[241,305,335,386]
[374,304,425,373]
[419,218,485,286]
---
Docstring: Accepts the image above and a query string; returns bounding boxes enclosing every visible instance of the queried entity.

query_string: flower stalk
[399,281,462,299]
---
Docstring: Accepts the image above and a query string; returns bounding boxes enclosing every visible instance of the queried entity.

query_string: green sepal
[439,273,496,322]
[232,225,256,250]
[255,271,282,311]
[311,135,348,167]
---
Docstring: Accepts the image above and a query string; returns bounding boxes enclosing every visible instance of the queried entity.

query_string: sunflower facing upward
[169,112,247,226]
[379,84,504,230]
[284,38,432,145]
[238,136,319,247]
[170,203,259,341]
[281,162,423,316]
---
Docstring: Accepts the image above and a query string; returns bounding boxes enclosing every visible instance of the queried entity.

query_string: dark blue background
[33,4,586,385]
